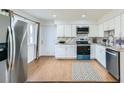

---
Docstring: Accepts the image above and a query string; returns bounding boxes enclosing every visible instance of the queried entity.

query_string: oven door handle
[106,51,117,56]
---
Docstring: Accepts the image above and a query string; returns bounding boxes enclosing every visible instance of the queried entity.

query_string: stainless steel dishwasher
[106,48,120,80]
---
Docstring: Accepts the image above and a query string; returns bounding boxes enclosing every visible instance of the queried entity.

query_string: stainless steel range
[76,40,90,60]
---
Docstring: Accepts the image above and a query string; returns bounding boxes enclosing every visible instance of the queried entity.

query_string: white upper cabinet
[102,15,121,37]
[57,24,77,37]
[108,19,114,30]
[88,25,98,37]
[64,25,72,37]
[57,25,65,37]
[114,16,121,37]
[98,23,104,37]
[104,19,114,31]
[121,14,124,37]
[71,25,77,37]
[103,21,109,31]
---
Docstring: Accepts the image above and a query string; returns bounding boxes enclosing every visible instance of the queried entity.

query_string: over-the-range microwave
[76,26,89,34]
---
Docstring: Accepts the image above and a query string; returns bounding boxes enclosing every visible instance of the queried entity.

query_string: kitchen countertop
[106,46,124,52]
[92,43,124,52]
[56,43,76,45]
[56,43,124,52]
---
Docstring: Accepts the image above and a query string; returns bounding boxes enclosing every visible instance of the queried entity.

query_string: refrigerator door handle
[11,26,16,70]
[9,13,16,70]
[7,26,13,71]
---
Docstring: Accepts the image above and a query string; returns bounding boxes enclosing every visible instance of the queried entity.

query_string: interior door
[41,25,56,56]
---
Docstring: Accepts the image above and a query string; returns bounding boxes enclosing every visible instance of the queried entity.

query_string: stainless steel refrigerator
[0,10,28,83]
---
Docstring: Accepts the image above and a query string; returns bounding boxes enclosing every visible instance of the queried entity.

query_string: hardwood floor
[27,57,118,82]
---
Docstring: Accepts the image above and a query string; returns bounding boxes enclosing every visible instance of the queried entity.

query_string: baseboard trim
[26,80,119,83]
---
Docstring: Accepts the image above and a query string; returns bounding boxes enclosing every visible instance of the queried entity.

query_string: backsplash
[92,37,124,48]
[56,34,90,44]
[56,35,124,48]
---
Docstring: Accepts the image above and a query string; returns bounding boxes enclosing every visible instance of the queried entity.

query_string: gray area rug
[72,62,103,81]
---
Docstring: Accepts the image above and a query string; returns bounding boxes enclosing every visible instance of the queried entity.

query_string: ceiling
[21,9,113,21]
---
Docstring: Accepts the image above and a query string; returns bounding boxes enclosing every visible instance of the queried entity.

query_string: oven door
[77,45,90,60]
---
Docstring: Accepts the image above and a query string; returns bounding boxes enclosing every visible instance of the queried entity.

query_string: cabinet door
[96,45,106,68]
[98,24,104,37]
[56,25,64,37]
[71,25,77,37]
[104,21,109,31]
[66,45,76,59]
[90,44,96,59]
[108,19,114,30]
[55,45,65,58]
[114,16,121,37]
[70,45,76,59]
[89,25,98,37]
[64,25,71,37]
[100,46,106,68]
[121,14,124,37]
[95,45,100,61]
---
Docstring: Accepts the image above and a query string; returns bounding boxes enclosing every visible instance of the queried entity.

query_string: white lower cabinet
[91,44,106,68]
[55,45,76,59]
[95,45,106,68]
[90,44,96,59]
[55,45,65,58]
[66,45,76,59]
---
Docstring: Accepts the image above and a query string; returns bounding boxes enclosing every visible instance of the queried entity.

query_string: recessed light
[81,14,86,18]
[52,14,56,18]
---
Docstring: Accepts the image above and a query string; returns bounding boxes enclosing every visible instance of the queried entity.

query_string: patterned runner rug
[72,62,103,81]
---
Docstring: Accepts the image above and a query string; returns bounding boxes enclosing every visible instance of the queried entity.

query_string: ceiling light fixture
[81,14,86,18]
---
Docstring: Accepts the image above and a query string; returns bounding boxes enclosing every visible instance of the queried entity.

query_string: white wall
[39,23,56,56]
